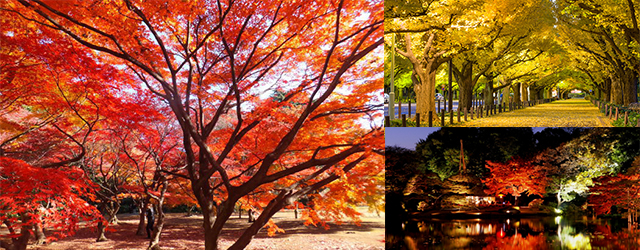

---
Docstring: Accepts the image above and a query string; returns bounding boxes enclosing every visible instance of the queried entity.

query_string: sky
[385,127,440,150]
[385,127,548,150]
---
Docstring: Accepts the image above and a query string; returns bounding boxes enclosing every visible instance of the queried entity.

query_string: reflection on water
[386,216,640,250]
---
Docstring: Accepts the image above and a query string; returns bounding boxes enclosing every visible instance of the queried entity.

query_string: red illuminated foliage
[589,173,640,229]
[483,157,548,202]
[590,224,640,249]
[482,233,549,250]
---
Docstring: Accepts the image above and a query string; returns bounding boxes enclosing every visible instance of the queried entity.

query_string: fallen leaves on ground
[25,208,384,250]
[452,99,610,127]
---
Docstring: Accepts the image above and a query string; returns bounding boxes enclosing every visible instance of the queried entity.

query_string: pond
[386,216,640,250]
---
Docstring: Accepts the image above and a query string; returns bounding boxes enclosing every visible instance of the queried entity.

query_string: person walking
[146,203,155,239]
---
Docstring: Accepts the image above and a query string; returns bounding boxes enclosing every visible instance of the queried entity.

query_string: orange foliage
[483,157,548,198]
[2,0,383,249]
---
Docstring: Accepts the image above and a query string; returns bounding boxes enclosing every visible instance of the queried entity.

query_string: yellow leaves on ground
[453,99,611,127]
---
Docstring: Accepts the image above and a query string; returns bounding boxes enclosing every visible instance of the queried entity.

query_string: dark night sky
[385,127,548,150]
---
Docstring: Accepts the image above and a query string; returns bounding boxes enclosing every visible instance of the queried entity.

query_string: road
[385,100,470,117]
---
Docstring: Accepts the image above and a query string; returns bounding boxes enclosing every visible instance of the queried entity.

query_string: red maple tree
[0,157,102,249]
[589,173,640,229]
[483,157,548,204]
[2,1,383,250]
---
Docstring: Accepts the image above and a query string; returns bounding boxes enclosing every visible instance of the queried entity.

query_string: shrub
[612,112,640,127]
[528,199,544,208]
[562,203,585,218]
[390,118,417,127]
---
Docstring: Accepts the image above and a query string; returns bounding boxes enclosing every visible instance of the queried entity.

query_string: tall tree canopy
[385,0,640,115]
[1,1,383,250]
[415,128,535,180]
[483,156,549,201]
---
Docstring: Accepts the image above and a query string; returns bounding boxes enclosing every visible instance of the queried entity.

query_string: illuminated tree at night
[483,157,548,204]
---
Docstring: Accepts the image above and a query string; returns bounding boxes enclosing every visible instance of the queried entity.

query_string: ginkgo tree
[557,0,639,105]
[386,0,559,119]
[450,0,558,110]
[3,1,383,250]
[385,0,481,120]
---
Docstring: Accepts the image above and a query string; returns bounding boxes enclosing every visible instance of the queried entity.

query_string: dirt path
[453,99,611,127]
[21,207,384,250]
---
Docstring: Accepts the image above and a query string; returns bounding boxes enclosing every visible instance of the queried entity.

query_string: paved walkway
[453,99,611,127]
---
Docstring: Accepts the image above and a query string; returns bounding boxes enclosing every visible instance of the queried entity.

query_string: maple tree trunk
[96,221,108,242]
[147,203,165,250]
[137,204,147,236]
[17,214,31,250]
[14,223,30,250]
[228,192,291,250]
[202,216,218,250]
[34,222,46,245]
[194,172,238,250]
[110,202,121,225]
[202,198,237,250]
[0,217,30,250]
[522,83,529,103]
[147,175,169,250]
[1,220,14,235]
[147,212,164,250]
[95,200,118,242]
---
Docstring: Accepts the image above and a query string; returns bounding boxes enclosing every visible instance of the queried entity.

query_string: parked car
[435,93,444,101]
[384,93,389,103]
